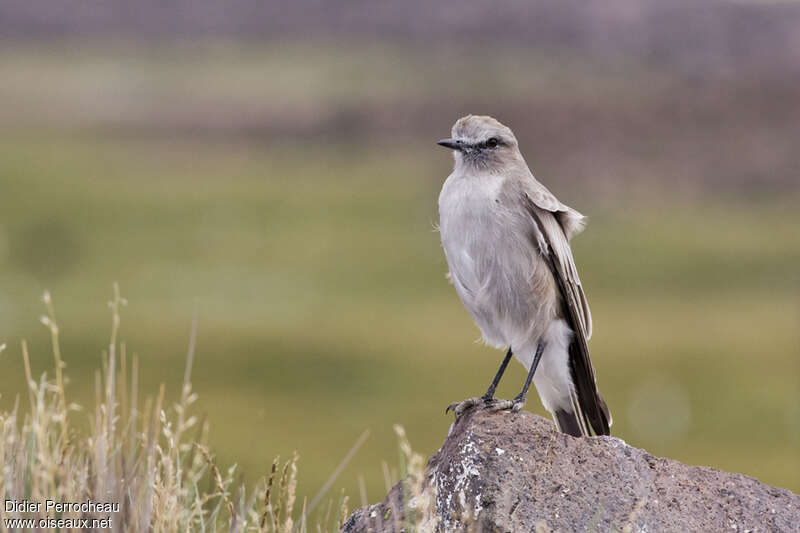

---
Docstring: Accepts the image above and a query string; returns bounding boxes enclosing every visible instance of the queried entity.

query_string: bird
[436,115,611,437]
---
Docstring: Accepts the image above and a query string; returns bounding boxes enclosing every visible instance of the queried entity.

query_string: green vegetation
[0,44,797,510]
[0,135,796,505]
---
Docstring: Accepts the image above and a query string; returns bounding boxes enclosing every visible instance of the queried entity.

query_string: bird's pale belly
[442,218,557,350]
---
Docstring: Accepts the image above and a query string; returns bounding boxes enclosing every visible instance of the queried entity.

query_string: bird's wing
[521,185,610,436]
[522,181,592,337]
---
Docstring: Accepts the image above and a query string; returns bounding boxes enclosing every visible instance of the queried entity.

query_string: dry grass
[0,287,357,532]
[394,424,437,532]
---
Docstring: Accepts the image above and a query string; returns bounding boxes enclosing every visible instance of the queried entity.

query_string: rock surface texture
[342,406,798,532]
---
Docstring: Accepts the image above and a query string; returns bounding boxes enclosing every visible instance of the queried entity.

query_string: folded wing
[522,183,611,436]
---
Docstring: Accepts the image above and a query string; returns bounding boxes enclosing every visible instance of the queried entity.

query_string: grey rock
[342,406,798,532]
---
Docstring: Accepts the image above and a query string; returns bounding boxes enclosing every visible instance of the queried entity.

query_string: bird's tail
[553,391,612,437]
[554,408,584,437]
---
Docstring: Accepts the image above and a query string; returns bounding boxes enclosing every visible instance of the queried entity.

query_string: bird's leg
[446,348,513,417]
[491,341,545,412]
[481,348,513,401]
[510,341,545,410]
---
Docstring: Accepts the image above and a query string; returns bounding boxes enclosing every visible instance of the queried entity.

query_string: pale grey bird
[437,115,611,437]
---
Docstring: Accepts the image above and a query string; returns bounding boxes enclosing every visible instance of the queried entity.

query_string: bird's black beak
[437,138,463,151]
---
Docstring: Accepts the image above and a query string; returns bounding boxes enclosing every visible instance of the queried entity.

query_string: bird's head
[437,115,521,171]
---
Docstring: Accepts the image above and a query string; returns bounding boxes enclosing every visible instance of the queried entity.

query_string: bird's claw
[446,396,526,418]
[445,397,483,417]
[488,397,526,412]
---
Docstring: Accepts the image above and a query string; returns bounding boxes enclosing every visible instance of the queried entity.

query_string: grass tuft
[0,288,353,532]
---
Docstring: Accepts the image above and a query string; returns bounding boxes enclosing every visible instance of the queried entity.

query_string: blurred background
[0,0,798,504]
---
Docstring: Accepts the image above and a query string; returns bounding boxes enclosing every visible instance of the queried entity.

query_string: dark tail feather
[568,338,611,436]
[554,408,585,437]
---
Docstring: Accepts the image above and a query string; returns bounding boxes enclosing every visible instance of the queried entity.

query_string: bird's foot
[446,395,526,417]
[445,397,484,418]
[486,395,526,413]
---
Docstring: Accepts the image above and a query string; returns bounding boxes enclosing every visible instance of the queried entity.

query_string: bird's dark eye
[486,137,499,148]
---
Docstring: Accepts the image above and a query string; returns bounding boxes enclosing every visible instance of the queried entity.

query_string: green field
[0,134,797,506]
[0,41,798,507]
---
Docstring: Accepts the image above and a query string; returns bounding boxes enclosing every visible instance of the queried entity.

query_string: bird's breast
[438,172,556,347]
[438,173,538,295]
[438,172,505,235]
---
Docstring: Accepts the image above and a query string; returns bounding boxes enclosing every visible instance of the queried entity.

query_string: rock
[342,406,798,532]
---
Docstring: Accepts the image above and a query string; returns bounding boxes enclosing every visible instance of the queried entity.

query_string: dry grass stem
[0,288,372,533]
